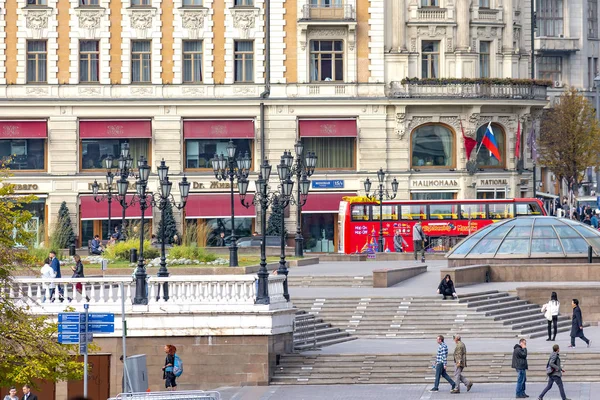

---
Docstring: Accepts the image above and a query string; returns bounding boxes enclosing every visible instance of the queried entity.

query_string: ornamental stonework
[77,9,104,39]
[231,8,257,39]
[181,8,208,39]
[24,9,52,38]
[130,9,154,38]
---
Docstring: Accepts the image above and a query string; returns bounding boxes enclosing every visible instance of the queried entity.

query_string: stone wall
[517,286,600,324]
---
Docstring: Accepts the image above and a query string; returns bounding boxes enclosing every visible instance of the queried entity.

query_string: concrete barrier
[372,265,428,288]
[517,285,600,324]
[441,265,490,287]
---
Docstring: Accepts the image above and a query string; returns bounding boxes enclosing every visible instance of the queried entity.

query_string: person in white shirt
[542,291,560,341]
[40,257,56,302]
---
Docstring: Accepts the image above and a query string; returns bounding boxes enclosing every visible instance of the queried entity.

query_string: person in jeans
[537,344,570,400]
[429,335,456,392]
[541,291,560,341]
[450,334,472,394]
[512,338,529,398]
[90,235,104,255]
[569,299,591,348]
[162,344,177,391]
[412,220,426,262]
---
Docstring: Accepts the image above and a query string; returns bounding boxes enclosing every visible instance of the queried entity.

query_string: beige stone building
[0,0,547,252]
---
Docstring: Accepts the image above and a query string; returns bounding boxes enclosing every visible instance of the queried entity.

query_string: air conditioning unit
[553,81,563,88]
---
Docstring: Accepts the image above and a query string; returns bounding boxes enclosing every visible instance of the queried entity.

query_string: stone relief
[403,116,433,139]
[446,37,454,52]
[410,38,417,52]
[439,116,461,134]
[182,87,205,96]
[79,87,101,96]
[181,8,208,39]
[24,9,52,38]
[233,86,256,95]
[130,9,154,38]
[300,41,306,51]
[131,87,153,96]
[77,9,104,39]
[26,87,49,96]
[308,28,346,38]
[231,8,256,39]
[395,113,406,139]
[417,26,446,38]
[498,116,516,130]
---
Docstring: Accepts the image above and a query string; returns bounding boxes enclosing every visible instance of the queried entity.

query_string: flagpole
[475,121,492,157]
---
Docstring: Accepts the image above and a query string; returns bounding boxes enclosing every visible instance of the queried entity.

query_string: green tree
[157,201,179,244]
[539,88,600,194]
[266,196,287,237]
[0,162,84,386]
[51,201,76,248]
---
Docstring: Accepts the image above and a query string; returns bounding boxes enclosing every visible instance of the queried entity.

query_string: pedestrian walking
[512,338,529,398]
[393,230,404,253]
[537,344,570,400]
[49,250,63,300]
[413,220,426,262]
[437,274,458,300]
[40,257,56,301]
[450,334,472,394]
[541,292,560,341]
[429,335,456,393]
[70,254,89,301]
[20,385,38,400]
[4,387,18,400]
[569,299,591,348]
[162,344,177,391]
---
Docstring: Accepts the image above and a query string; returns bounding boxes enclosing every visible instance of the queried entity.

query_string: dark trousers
[547,316,558,339]
[539,375,567,400]
[571,331,590,346]
[433,362,455,390]
[413,240,424,260]
[516,369,527,396]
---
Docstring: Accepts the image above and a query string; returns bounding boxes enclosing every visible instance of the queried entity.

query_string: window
[310,40,344,82]
[0,139,45,170]
[411,192,455,200]
[479,41,491,78]
[411,124,454,168]
[477,190,506,199]
[81,139,149,170]
[131,40,151,83]
[420,0,438,6]
[373,205,398,221]
[185,138,251,169]
[536,0,564,37]
[351,205,370,221]
[589,0,598,38]
[488,203,514,219]
[538,56,562,82]
[183,0,202,4]
[27,0,47,5]
[516,203,543,216]
[475,123,505,168]
[479,0,490,7]
[234,41,254,82]
[131,0,150,5]
[400,205,426,220]
[234,0,253,5]
[429,204,459,220]
[460,204,487,219]
[79,40,99,83]
[310,0,343,6]
[183,41,203,83]
[302,137,355,169]
[79,0,99,5]
[421,41,440,78]
[27,41,47,83]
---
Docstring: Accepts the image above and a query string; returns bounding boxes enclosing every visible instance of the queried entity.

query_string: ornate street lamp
[364,168,398,253]
[212,140,251,267]
[116,143,135,240]
[91,155,115,240]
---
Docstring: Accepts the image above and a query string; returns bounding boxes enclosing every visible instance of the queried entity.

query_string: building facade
[0,0,547,252]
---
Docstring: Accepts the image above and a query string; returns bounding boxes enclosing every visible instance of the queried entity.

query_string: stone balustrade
[417,7,448,21]
[474,8,502,21]
[300,2,355,20]
[388,81,548,101]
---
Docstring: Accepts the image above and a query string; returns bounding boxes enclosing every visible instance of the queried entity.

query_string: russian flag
[482,122,501,162]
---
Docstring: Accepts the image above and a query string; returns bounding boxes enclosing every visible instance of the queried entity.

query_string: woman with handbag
[70,255,89,301]
[541,292,560,341]
[537,344,570,400]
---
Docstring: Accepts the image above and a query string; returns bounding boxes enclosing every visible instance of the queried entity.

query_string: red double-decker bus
[338,197,547,254]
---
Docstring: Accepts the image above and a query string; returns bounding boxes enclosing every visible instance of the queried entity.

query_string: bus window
[516,202,542,216]
[351,205,370,221]
[400,205,426,220]
[373,205,399,220]
[429,204,458,220]
[460,204,486,220]
[488,203,514,219]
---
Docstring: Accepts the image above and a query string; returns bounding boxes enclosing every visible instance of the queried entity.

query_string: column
[456,0,470,51]
[503,0,514,52]
[392,0,406,52]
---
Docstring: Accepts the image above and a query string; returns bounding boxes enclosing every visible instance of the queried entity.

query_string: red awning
[298,119,357,137]
[302,192,356,213]
[80,195,149,220]
[79,120,152,139]
[185,194,256,219]
[183,120,255,139]
[0,121,47,138]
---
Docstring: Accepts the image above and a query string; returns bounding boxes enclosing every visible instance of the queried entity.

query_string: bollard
[69,244,76,256]
[589,245,593,264]
[130,248,138,263]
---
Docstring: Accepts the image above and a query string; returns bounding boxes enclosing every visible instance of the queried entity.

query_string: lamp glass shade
[226,140,236,159]
[236,157,244,171]
[136,180,145,196]
[284,151,294,168]
[282,179,294,197]
[306,152,317,169]
[157,159,169,182]
[179,176,190,199]
[277,160,289,181]
[104,155,114,170]
[139,160,150,181]
[118,157,126,171]
[300,175,310,196]
[137,156,144,169]
[238,178,249,197]
[121,142,130,158]
[92,180,99,195]
[377,168,385,184]
[126,156,133,170]
[391,178,399,194]
[161,178,172,198]
[242,152,251,170]
[294,141,304,157]
[261,161,272,182]
[256,177,266,194]
[117,178,128,196]
[364,178,372,194]
[106,172,114,187]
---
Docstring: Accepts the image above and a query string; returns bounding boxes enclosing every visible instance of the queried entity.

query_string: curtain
[129,139,149,166]
[310,55,319,81]
[439,128,452,166]
[132,41,151,83]
[411,125,454,167]
[302,137,354,169]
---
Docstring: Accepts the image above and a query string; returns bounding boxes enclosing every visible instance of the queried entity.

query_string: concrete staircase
[272,352,600,385]
[293,311,356,351]
[288,275,373,288]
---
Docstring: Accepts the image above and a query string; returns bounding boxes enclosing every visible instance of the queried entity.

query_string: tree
[51,201,76,248]
[539,88,600,194]
[266,196,287,237]
[0,162,84,386]
[157,201,179,244]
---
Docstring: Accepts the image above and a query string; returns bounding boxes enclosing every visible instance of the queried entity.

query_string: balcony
[534,37,580,53]
[473,8,502,23]
[388,80,548,101]
[417,7,448,21]
[300,2,355,20]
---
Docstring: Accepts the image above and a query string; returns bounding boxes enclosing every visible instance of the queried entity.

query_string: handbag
[546,357,554,375]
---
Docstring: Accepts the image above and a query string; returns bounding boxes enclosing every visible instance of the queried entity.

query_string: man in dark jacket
[569,299,591,348]
[537,344,571,400]
[511,338,528,398]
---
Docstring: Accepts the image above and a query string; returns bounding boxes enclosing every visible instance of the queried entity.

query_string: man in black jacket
[20,385,38,400]
[511,338,528,399]
[569,299,591,348]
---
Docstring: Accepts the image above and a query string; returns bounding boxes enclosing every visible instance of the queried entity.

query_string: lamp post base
[157,260,169,302]
[294,234,304,257]
[229,243,239,267]
[256,264,270,305]
[133,260,148,305]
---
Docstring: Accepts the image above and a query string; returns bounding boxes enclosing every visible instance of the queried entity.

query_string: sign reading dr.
[311,180,344,189]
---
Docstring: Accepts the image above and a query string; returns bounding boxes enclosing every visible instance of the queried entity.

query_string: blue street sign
[87,313,115,323]
[58,323,81,334]
[79,343,88,355]
[311,179,344,189]
[87,323,115,333]
[58,334,80,344]
[58,313,84,323]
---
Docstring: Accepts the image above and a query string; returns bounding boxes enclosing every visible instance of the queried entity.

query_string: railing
[388,82,548,101]
[109,390,220,400]
[417,7,447,21]
[475,8,501,21]
[301,3,355,20]
[293,313,318,351]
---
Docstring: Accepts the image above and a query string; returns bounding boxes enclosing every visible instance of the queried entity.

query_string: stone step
[486,303,539,317]
[510,318,572,331]
[457,291,505,303]
[466,295,520,308]
[500,312,564,325]
[474,299,529,312]
[294,336,357,351]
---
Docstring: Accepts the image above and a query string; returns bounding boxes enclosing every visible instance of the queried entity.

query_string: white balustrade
[417,8,448,21]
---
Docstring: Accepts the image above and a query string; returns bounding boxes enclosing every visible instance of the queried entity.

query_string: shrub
[167,245,217,263]
[104,239,159,261]
[29,246,51,264]
[182,221,210,247]
[50,202,76,248]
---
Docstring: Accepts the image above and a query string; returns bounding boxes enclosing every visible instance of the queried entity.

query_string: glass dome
[447,216,600,259]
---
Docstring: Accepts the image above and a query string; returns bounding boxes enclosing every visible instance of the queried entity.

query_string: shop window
[372,205,398,221]
[477,190,506,199]
[430,204,458,220]
[411,124,454,168]
[310,40,344,82]
[302,213,336,253]
[400,205,426,220]
[475,123,505,168]
[0,139,45,170]
[81,139,149,170]
[460,204,487,219]
[351,205,370,221]
[302,137,355,169]
[185,138,252,170]
[488,202,514,219]
[234,41,254,82]
[205,218,252,246]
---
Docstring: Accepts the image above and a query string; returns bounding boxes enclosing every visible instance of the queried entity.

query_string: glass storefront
[81,219,149,245]
[477,190,507,199]
[302,213,336,253]
[0,139,45,170]
[81,139,149,170]
[22,198,46,247]
[410,192,456,200]
[202,218,253,246]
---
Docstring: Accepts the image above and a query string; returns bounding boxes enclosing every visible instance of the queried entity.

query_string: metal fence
[293,313,318,352]
[108,390,220,400]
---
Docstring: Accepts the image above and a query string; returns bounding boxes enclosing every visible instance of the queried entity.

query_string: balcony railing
[475,8,501,22]
[301,2,355,20]
[388,81,548,101]
[417,7,447,21]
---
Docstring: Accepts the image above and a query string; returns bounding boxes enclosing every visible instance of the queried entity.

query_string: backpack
[173,354,183,377]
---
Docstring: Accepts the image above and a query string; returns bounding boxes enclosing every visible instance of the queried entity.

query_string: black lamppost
[364,168,399,253]
[153,159,190,301]
[275,156,310,302]
[116,143,135,240]
[286,141,317,257]
[91,155,115,240]
[239,160,278,305]
[212,140,252,267]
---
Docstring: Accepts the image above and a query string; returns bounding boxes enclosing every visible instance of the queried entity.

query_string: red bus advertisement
[338,197,547,254]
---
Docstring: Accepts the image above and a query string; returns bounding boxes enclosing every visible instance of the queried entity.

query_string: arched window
[475,123,505,168]
[411,124,455,168]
